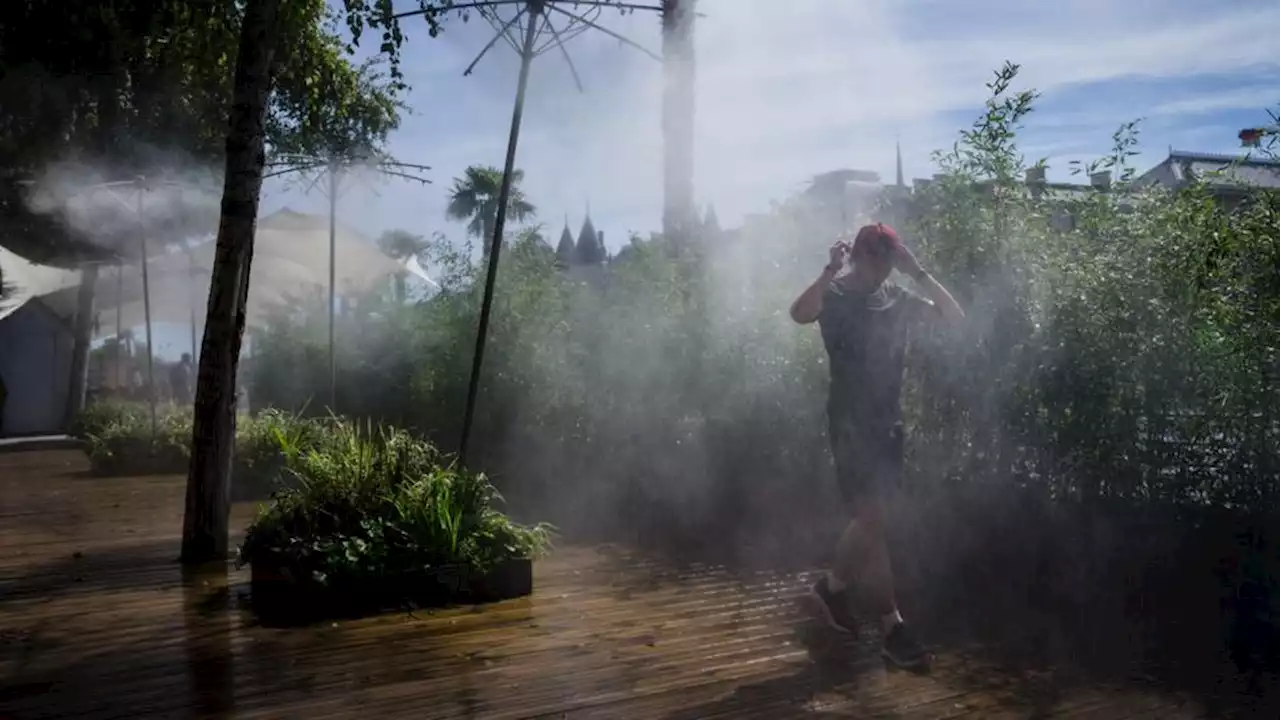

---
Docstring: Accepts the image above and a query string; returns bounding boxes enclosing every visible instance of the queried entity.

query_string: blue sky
[132,0,1278,360]
[258,0,1280,250]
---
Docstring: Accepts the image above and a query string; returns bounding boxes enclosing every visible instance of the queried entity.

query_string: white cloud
[1150,86,1280,117]
[267,0,1280,246]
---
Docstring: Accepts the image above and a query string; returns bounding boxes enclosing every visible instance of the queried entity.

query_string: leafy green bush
[74,402,317,496]
[237,418,552,591]
[244,66,1280,542]
[69,399,151,441]
[77,402,193,476]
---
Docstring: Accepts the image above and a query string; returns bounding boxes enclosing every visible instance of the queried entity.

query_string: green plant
[70,400,150,441]
[79,403,193,475]
[237,419,553,589]
[241,64,1280,538]
[75,401,320,490]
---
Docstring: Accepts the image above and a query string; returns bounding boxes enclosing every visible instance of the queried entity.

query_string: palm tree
[445,165,536,253]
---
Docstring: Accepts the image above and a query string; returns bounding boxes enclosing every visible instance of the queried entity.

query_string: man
[789,222,964,670]
[169,352,194,405]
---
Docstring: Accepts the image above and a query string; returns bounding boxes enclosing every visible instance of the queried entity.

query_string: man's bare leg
[828,503,902,632]
[811,499,931,669]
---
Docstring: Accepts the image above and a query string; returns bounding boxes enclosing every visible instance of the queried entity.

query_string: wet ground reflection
[0,450,1245,718]
[183,562,234,719]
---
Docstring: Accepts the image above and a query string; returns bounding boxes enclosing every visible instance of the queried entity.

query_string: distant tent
[26,208,409,337]
[0,245,81,323]
[0,298,75,436]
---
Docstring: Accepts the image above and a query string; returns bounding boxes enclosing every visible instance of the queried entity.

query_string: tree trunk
[661,0,697,243]
[64,263,99,429]
[181,0,283,564]
[480,216,495,263]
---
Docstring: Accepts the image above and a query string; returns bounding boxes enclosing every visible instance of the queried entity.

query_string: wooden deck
[1,449,1211,719]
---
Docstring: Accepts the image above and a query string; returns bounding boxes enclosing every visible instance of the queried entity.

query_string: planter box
[248,557,534,625]
[89,447,188,476]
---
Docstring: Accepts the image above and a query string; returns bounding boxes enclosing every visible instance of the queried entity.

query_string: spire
[703,204,721,235]
[555,218,575,267]
[575,213,602,265]
[895,138,905,188]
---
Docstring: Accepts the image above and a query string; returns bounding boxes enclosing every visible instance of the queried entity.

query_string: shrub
[242,67,1280,545]
[77,402,193,476]
[74,401,316,498]
[237,418,553,593]
[69,399,151,441]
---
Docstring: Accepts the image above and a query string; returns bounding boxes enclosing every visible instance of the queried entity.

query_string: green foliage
[74,401,193,475]
[0,0,434,266]
[0,0,411,175]
[247,64,1280,534]
[237,418,553,587]
[74,401,313,491]
[904,64,1280,509]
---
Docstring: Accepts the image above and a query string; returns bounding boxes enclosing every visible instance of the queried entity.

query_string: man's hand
[887,235,925,279]
[827,238,852,273]
[792,239,849,325]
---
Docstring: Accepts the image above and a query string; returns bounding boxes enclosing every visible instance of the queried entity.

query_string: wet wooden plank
[1,449,1209,719]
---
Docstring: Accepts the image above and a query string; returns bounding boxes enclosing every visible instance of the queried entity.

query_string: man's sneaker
[809,576,859,634]
[881,622,932,671]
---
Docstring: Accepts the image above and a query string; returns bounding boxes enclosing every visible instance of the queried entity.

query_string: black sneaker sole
[806,587,856,634]
[881,646,933,672]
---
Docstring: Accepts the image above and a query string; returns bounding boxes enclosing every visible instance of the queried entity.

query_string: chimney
[1025,167,1046,184]
[1090,170,1112,190]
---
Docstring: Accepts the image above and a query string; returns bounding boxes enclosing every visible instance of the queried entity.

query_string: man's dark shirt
[818,281,929,430]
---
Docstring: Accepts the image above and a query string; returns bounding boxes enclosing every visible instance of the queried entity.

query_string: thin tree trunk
[65,263,98,428]
[661,0,696,243]
[480,216,495,262]
[182,0,283,564]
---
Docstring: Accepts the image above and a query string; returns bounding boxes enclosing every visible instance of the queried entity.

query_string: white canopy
[3,208,419,337]
[0,244,82,322]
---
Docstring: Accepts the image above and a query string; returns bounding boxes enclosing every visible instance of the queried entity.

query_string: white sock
[881,610,903,633]
[826,572,847,594]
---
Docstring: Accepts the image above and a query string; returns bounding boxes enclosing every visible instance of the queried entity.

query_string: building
[556,213,607,272]
[0,298,75,436]
[1134,150,1280,206]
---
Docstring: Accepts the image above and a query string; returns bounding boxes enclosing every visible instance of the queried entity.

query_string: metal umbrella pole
[327,163,338,410]
[61,176,217,421]
[115,262,124,390]
[180,186,199,364]
[458,4,541,466]
[135,180,158,436]
[188,248,199,362]
[393,0,665,465]
[90,175,215,425]
[263,156,432,412]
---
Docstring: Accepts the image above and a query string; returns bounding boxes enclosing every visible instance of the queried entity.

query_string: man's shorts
[827,414,905,510]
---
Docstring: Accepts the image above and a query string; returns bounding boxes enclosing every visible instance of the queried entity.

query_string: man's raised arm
[889,239,965,325]
[790,240,849,324]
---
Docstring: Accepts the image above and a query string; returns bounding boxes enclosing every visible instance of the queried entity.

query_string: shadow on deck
[0,450,1264,718]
